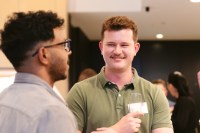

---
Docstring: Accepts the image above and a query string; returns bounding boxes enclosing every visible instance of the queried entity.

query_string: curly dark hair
[0,10,64,69]
[101,16,138,42]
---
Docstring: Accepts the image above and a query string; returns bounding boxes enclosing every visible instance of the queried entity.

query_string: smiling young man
[67,16,173,133]
[0,11,77,133]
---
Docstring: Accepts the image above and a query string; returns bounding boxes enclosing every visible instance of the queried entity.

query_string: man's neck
[104,68,133,90]
[17,65,54,88]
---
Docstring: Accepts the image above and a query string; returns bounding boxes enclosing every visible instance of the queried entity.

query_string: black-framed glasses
[32,39,71,57]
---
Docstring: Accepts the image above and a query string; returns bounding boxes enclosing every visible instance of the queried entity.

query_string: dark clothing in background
[192,87,200,132]
[172,96,198,133]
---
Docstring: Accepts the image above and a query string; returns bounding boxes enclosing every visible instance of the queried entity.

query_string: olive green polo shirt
[66,67,173,133]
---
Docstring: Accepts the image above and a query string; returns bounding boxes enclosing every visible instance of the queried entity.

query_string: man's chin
[112,63,124,68]
[55,75,67,82]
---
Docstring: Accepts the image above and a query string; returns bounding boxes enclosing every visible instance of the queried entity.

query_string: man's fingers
[128,111,144,118]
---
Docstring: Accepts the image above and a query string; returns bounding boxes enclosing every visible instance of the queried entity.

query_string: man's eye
[107,43,115,47]
[121,44,128,47]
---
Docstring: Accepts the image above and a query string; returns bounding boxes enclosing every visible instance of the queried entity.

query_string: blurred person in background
[193,70,200,132]
[197,70,200,132]
[152,79,175,112]
[78,68,97,81]
[168,71,199,133]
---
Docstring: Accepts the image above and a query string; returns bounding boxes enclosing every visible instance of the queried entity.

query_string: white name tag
[128,102,148,114]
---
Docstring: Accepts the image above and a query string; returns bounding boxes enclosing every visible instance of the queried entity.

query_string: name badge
[128,102,148,114]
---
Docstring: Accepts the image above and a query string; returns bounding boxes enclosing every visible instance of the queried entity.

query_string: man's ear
[99,40,103,55]
[38,47,49,65]
[134,42,140,56]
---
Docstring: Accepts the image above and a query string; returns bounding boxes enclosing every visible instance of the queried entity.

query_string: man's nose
[113,45,122,54]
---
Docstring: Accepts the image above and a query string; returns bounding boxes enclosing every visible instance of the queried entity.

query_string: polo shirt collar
[97,66,139,90]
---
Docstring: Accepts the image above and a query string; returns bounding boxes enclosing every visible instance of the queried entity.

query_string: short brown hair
[101,16,138,42]
[152,79,166,88]
[78,68,97,81]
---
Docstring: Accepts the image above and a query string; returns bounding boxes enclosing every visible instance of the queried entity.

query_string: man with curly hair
[0,11,77,133]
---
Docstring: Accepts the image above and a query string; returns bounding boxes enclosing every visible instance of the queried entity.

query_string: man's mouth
[110,56,125,59]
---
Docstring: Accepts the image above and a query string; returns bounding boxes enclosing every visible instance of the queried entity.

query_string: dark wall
[69,23,100,88]
[138,41,200,90]
[69,25,91,88]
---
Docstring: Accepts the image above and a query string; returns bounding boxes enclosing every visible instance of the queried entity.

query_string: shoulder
[2,84,67,117]
[133,68,158,93]
[134,76,159,94]
[67,75,100,102]
[0,86,76,129]
[70,74,101,92]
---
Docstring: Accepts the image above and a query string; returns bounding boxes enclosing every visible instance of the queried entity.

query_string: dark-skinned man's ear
[38,48,48,65]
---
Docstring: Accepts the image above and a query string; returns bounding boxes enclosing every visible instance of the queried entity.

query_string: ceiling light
[156,34,164,39]
[190,0,200,2]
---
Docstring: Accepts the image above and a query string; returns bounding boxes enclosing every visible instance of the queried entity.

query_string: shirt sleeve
[66,83,86,131]
[151,87,173,129]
